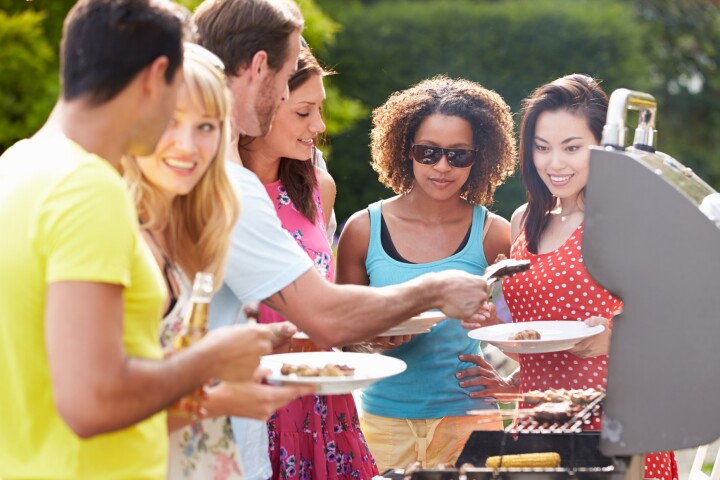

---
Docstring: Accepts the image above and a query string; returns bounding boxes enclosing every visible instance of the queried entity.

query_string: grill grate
[509,392,605,434]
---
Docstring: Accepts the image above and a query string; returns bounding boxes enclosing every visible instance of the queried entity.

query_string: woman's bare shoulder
[510,203,528,242]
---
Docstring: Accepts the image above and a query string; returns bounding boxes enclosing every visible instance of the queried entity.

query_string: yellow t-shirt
[0,133,167,479]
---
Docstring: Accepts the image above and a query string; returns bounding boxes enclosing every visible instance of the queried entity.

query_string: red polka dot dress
[502,224,677,480]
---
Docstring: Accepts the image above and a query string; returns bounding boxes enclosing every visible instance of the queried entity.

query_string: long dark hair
[519,74,608,253]
[277,49,333,223]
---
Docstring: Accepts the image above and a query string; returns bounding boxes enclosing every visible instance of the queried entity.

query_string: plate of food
[379,311,447,336]
[468,320,605,354]
[261,351,407,395]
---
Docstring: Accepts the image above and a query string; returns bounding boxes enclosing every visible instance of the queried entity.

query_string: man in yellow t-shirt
[0,132,170,478]
[0,1,273,478]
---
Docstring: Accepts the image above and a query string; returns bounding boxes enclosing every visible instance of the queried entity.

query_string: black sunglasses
[410,144,478,168]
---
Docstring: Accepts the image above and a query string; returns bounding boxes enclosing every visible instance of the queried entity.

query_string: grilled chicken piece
[280,363,355,377]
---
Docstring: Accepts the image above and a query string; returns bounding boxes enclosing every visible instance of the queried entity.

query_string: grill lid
[583,89,720,456]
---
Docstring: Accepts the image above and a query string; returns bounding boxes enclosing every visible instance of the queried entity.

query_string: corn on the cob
[485,452,561,469]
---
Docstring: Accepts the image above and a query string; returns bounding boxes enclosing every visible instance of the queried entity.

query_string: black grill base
[378,431,629,480]
[457,431,614,468]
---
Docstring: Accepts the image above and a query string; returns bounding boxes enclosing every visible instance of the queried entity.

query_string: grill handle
[601,88,657,151]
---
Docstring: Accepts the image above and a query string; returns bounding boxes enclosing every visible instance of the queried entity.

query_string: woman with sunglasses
[457,74,677,480]
[335,75,516,470]
[238,48,378,480]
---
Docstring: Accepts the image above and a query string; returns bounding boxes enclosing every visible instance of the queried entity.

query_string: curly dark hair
[370,75,516,205]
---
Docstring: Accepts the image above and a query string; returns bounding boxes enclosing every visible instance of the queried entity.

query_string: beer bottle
[174,272,213,349]
[169,272,214,418]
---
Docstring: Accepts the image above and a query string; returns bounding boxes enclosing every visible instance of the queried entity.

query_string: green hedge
[0,0,365,153]
[325,0,654,224]
[0,10,55,151]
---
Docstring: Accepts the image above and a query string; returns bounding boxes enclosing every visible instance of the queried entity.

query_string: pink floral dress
[502,224,677,480]
[259,177,378,480]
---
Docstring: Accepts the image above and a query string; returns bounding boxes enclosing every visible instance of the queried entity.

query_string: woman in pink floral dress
[239,48,378,480]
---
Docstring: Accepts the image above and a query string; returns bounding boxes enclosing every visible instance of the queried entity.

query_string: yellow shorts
[360,411,503,472]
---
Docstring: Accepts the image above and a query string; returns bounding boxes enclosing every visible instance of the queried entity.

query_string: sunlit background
[2,0,718,230]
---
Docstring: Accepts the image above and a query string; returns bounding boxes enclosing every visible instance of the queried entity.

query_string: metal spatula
[482,258,531,288]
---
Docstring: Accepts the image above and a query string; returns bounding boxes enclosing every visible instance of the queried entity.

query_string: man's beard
[254,77,281,136]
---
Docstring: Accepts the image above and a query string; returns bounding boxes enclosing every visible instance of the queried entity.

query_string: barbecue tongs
[482,258,531,292]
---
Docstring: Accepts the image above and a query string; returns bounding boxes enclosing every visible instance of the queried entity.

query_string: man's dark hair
[194,0,303,76]
[61,0,186,105]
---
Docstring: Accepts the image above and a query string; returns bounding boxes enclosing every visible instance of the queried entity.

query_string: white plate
[262,351,407,395]
[468,320,605,354]
[380,311,447,336]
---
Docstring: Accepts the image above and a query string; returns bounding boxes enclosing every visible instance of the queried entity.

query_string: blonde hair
[125,47,239,290]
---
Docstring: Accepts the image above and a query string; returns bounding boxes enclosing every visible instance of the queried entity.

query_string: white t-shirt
[209,161,312,480]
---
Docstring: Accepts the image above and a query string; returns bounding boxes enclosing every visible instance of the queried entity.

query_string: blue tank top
[361,200,495,419]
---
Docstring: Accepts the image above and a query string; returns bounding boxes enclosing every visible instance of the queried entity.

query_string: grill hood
[583,89,720,456]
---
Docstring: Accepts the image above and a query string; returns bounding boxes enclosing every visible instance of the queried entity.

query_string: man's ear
[247,50,269,83]
[141,55,171,99]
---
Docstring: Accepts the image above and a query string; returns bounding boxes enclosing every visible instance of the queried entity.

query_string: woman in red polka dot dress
[467,75,677,480]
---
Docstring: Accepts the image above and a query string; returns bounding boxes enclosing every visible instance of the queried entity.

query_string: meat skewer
[491,388,604,406]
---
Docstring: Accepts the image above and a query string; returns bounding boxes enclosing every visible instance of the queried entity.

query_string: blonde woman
[126,43,309,480]
[124,42,242,479]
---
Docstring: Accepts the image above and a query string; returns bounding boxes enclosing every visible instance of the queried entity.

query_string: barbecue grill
[376,89,720,480]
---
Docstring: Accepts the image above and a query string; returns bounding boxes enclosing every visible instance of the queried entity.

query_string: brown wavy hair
[241,48,333,223]
[370,75,516,205]
[125,49,239,289]
[518,74,608,253]
[194,0,303,74]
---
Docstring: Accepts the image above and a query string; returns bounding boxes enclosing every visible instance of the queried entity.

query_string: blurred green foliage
[295,0,368,138]
[632,0,720,197]
[0,0,717,227]
[0,0,74,141]
[296,0,340,59]
[0,0,364,149]
[323,0,656,223]
[0,0,76,46]
[0,10,56,150]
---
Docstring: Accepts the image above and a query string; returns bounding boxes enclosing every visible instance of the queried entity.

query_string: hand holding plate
[203,367,315,420]
[567,316,611,358]
[468,320,605,354]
